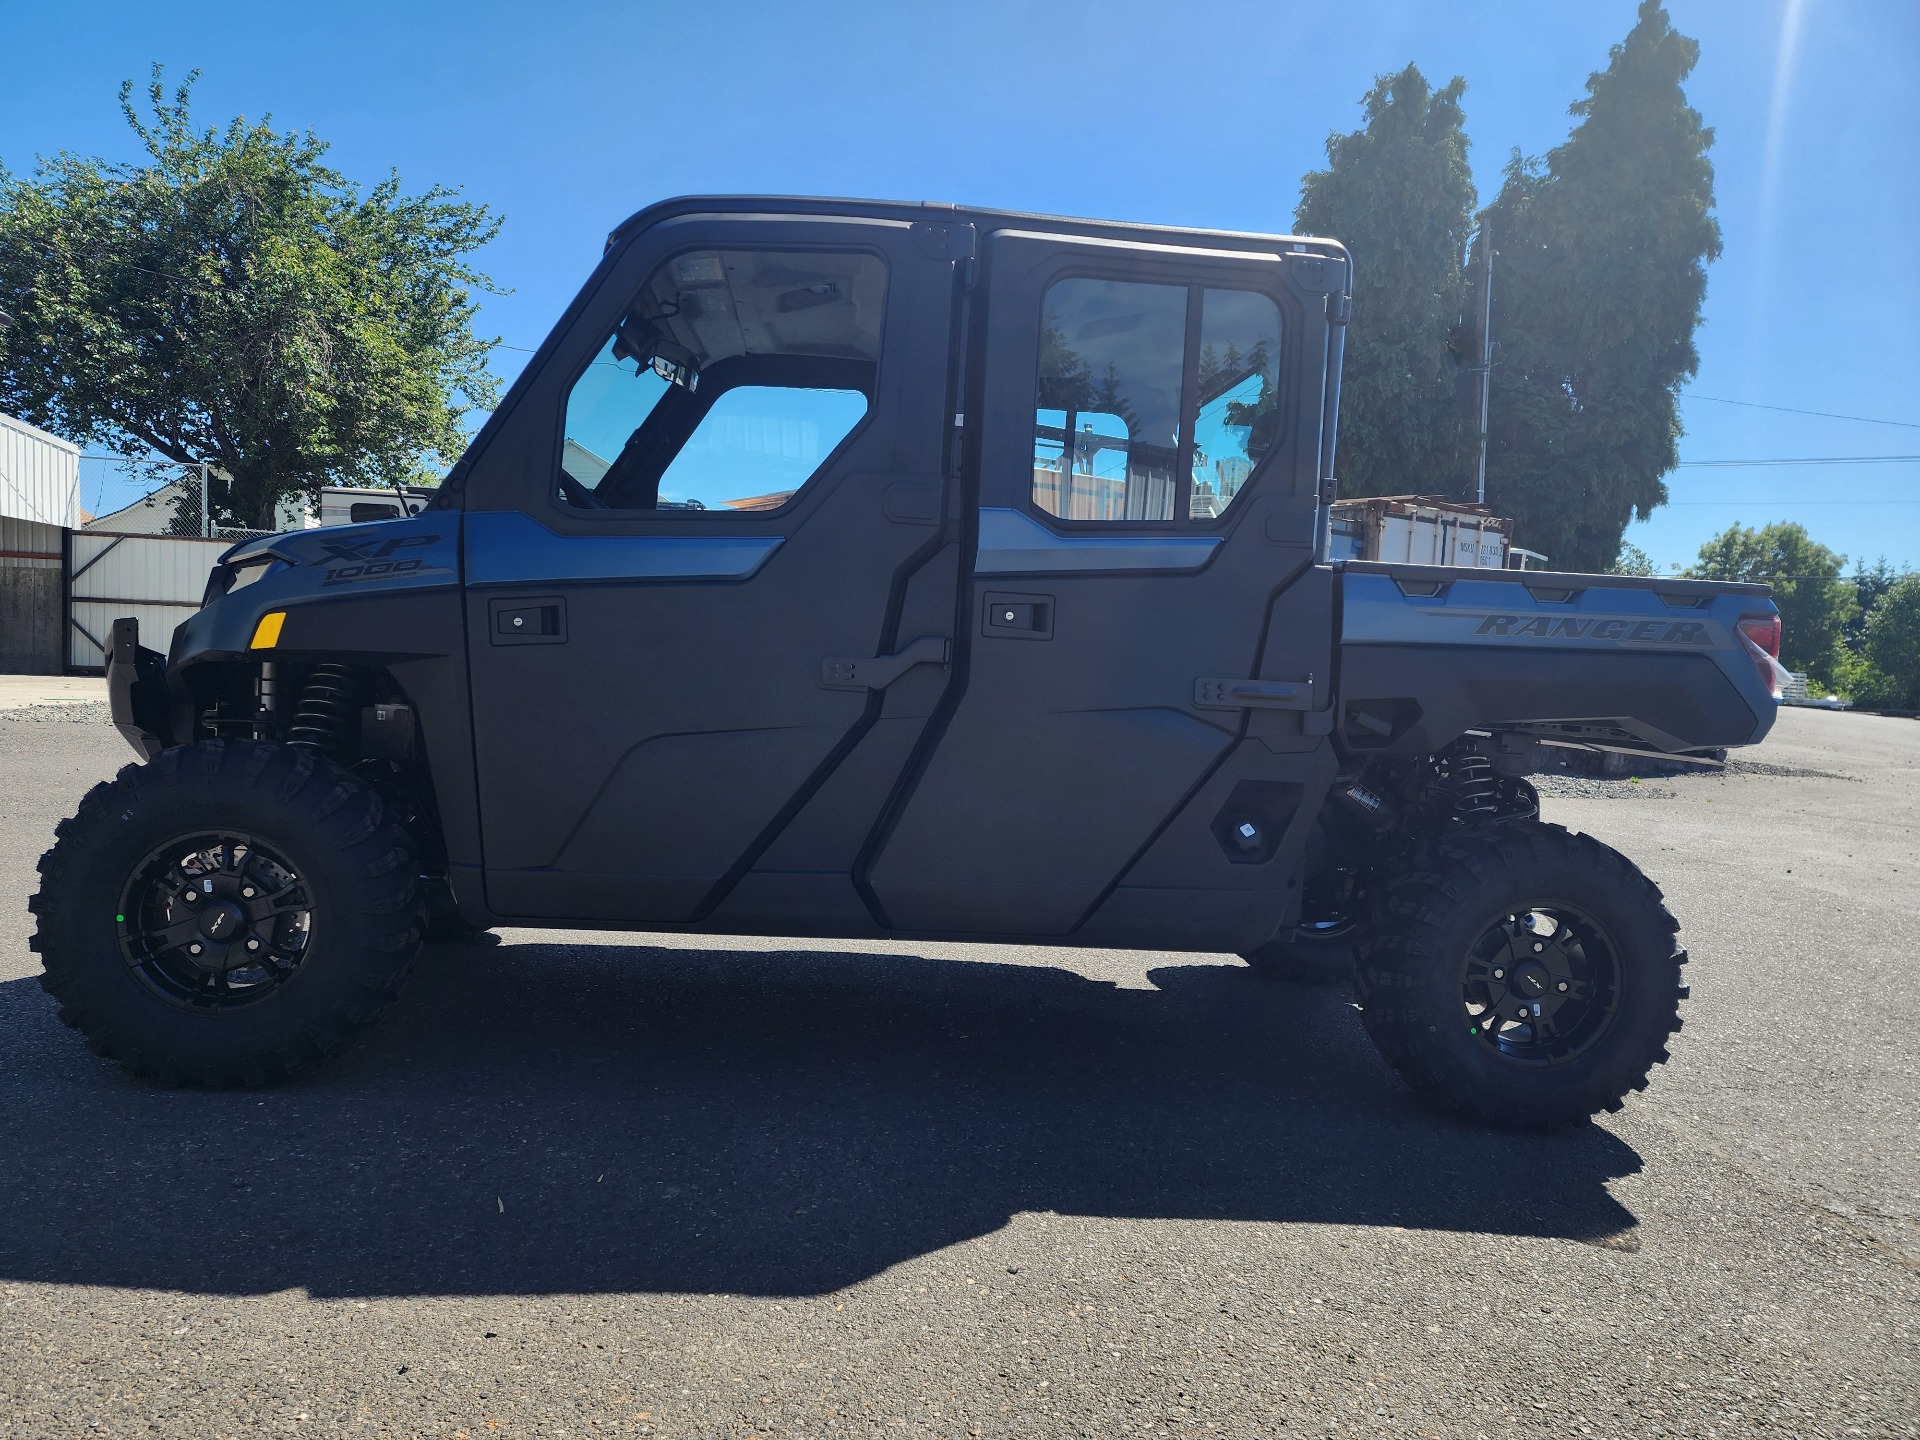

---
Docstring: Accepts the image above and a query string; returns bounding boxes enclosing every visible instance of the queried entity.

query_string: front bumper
[106,617,179,761]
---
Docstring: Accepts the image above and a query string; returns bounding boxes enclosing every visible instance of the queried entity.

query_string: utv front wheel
[1354,823,1685,1130]
[29,740,424,1086]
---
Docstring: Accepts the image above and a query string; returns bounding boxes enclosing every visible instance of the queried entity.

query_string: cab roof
[606,195,1351,267]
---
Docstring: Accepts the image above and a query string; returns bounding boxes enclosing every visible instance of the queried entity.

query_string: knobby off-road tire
[29,739,425,1086]
[1354,821,1686,1131]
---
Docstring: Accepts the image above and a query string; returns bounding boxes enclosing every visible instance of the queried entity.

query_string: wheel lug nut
[242,887,255,898]
[1532,942,1544,953]
[184,892,197,903]
[188,943,202,955]
[1556,981,1569,993]
[247,939,260,951]
[1492,968,1505,980]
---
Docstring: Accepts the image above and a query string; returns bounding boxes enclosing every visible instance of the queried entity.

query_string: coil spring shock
[1435,747,1501,820]
[286,664,357,755]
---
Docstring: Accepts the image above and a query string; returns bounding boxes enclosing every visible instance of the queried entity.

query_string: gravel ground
[0,706,1914,1439]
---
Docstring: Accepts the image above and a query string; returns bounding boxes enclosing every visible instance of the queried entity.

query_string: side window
[1030,278,1281,524]
[559,249,885,513]
[1033,279,1187,521]
[1191,288,1282,519]
[655,386,869,512]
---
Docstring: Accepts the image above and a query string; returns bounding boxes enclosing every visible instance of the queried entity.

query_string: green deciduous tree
[1607,541,1658,576]
[0,67,501,530]
[1687,521,1854,683]
[1837,576,1920,710]
[1859,577,1920,709]
[1844,558,1899,650]
[1295,64,1475,498]
[1478,1,1720,572]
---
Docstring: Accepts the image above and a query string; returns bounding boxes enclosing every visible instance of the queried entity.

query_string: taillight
[1736,613,1784,698]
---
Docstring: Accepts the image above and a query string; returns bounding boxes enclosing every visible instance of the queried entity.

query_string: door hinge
[821,635,951,691]
[1326,293,1353,326]
[912,220,977,262]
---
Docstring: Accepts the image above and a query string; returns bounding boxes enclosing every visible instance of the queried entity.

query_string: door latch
[981,591,1054,640]
[488,596,566,645]
[820,635,951,691]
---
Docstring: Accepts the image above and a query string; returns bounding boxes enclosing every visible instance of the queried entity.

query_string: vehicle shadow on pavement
[0,939,1645,1298]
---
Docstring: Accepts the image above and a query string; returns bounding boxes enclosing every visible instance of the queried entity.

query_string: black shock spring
[286,664,357,755]
[1448,751,1500,819]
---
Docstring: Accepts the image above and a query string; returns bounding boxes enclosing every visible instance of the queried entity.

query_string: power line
[1676,455,1920,467]
[1683,393,1920,430]
[1705,574,1919,580]
[78,453,198,467]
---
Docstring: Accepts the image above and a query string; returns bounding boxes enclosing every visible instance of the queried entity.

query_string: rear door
[461,212,967,924]
[866,228,1345,937]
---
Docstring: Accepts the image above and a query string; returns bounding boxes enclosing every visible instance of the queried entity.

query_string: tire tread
[30,739,424,1087]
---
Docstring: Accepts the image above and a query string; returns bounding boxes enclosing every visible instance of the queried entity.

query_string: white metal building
[1,412,82,673]
[0,410,82,530]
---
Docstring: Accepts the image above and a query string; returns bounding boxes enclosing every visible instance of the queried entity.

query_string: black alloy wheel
[1461,905,1622,1065]
[118,832,315,1011]
[1354,821,1686,1130]
[32,739,424,1086]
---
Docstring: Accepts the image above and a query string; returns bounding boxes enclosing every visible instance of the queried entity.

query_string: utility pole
[1470,221,1495,507]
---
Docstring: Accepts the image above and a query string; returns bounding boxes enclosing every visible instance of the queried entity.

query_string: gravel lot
[0,705,1914,1439]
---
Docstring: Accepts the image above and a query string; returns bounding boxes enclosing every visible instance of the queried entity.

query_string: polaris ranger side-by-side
[32,198,1782,1128]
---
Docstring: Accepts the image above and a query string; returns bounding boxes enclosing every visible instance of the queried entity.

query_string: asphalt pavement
[0,703,1914,1439]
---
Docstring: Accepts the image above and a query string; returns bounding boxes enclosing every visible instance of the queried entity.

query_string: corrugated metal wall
[68,532,229,670]
[0,412,81,529]
[0,517,65,673]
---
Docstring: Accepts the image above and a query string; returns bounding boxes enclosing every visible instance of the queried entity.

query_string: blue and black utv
[33,198,1782,1128]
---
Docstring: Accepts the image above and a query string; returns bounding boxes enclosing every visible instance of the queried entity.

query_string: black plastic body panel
[1338,646,1759,756]
[106,617,174,761]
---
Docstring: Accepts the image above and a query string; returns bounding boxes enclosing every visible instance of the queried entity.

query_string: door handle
[489,595,567,645]
[820,636,951,691]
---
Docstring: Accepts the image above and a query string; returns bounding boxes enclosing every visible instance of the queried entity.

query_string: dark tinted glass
[1031,278,1188,522]
[1190,289,1283,518]
[560,249,885,513]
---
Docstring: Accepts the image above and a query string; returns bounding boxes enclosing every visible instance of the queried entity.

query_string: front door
[866,228,1345,939]
[462,214,965,924]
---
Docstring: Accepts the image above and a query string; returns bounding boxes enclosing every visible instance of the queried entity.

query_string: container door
[864,228,1345,937]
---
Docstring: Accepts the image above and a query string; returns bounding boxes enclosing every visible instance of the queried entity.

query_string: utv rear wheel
[29,740,424,1087]
[1354,822,1685,1131]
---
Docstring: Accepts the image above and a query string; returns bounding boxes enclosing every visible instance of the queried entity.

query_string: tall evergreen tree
[1477,1,1720,572]
[1295,64,1475,498]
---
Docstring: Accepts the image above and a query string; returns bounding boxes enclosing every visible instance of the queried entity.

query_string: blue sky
[3,0,1915,572]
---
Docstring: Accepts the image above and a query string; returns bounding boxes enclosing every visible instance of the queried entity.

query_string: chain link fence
[82,458,276,542]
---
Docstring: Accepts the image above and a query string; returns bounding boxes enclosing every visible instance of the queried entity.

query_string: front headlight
[205,555,285,606]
